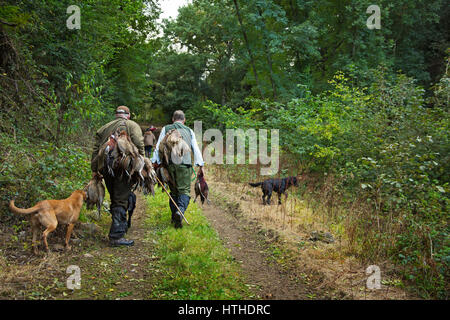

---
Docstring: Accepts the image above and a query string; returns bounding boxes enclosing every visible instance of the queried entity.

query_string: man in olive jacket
[91,106,145,246]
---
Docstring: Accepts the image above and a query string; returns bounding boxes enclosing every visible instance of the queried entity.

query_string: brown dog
[9,190,87,254]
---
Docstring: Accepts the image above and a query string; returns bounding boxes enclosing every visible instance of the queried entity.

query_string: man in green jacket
[151,110,204,228]
[91,106,145,246]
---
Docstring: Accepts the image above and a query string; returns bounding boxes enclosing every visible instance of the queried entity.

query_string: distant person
[144,125,156,158]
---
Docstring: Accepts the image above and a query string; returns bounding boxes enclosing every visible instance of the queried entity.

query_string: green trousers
[167,164,192,196]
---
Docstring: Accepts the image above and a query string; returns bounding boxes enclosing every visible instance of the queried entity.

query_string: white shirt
[151,122,204,167]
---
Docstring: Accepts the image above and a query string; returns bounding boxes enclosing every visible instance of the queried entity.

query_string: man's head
[172,110,185,124]
[115,106,130,120]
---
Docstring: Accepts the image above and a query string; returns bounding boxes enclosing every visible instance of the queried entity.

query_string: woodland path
[200,199,315,299]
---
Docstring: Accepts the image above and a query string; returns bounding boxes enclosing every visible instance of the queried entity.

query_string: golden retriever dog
[9,190,87,254]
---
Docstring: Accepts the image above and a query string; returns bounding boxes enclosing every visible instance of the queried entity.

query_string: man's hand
[92,171,103,179]
[198,166,204,176]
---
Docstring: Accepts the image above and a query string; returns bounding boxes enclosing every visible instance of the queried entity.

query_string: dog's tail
[249,182,262,187]
[9,200,40,215]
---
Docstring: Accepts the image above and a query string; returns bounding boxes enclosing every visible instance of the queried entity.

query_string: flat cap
[116,106,130,114]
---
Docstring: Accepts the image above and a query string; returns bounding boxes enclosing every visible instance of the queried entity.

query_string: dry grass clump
[207,165,416,300]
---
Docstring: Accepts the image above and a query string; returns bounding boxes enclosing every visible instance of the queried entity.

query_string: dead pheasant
[95,130,157,197]
[158,129,191,166]
[85,173,105,220]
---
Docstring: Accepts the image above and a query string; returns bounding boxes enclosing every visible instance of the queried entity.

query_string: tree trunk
[232,0,264,98]
[257,7,277,99]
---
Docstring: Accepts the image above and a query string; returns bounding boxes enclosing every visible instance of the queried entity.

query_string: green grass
[144,190,252,300]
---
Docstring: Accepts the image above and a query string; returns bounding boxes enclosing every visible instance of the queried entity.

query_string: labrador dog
[249,176,298,205]
[9,190,87,254]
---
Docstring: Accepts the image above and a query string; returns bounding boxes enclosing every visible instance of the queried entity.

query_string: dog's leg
[42,223,57,252]
[266,191,272,205]
[127,213,132,230]
[40,213,58,252]
[278,193,282,205]
[31,215,40,254]
[65,223,75,251]
[127,192,136,230]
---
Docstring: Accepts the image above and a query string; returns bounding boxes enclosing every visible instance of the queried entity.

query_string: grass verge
[144,190,252,299]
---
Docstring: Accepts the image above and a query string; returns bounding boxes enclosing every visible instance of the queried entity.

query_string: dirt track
[201,200,315,299]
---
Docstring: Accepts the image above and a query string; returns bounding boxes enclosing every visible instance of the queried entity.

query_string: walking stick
[154,175,190,225]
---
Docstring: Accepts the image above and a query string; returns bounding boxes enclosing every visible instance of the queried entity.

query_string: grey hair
[172,110,185,121]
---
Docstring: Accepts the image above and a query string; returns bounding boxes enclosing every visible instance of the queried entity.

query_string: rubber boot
[169,194,180,225]
[109,206,134,246]
[174,194,190,229]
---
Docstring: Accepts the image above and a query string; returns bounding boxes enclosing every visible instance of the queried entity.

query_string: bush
[199,68,449,298]
[0,132,91,223]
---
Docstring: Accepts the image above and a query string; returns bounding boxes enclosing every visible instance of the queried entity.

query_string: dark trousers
[145,146,153,158]
[102,170,133,240]
[169,193,190,226]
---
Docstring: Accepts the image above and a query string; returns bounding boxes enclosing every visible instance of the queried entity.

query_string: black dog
[127,191,136,229]
[249,176,298,205]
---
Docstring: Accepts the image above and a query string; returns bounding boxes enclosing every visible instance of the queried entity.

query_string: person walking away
[151,110,204,228]
[144,126,156,158]
[91,106,144,246]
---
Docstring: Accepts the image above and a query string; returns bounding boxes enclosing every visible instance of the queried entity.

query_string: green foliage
[0,132,91,222]
[144,48,206,120]
[202,68,449,298]
[1,0,160,143]
[202,99,265,129]
[155,0,449,107]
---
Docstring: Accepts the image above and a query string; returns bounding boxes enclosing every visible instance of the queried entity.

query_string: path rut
[200,199,314,300]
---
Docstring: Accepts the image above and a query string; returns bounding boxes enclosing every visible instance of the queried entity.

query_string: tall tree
[231,0,264,98]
